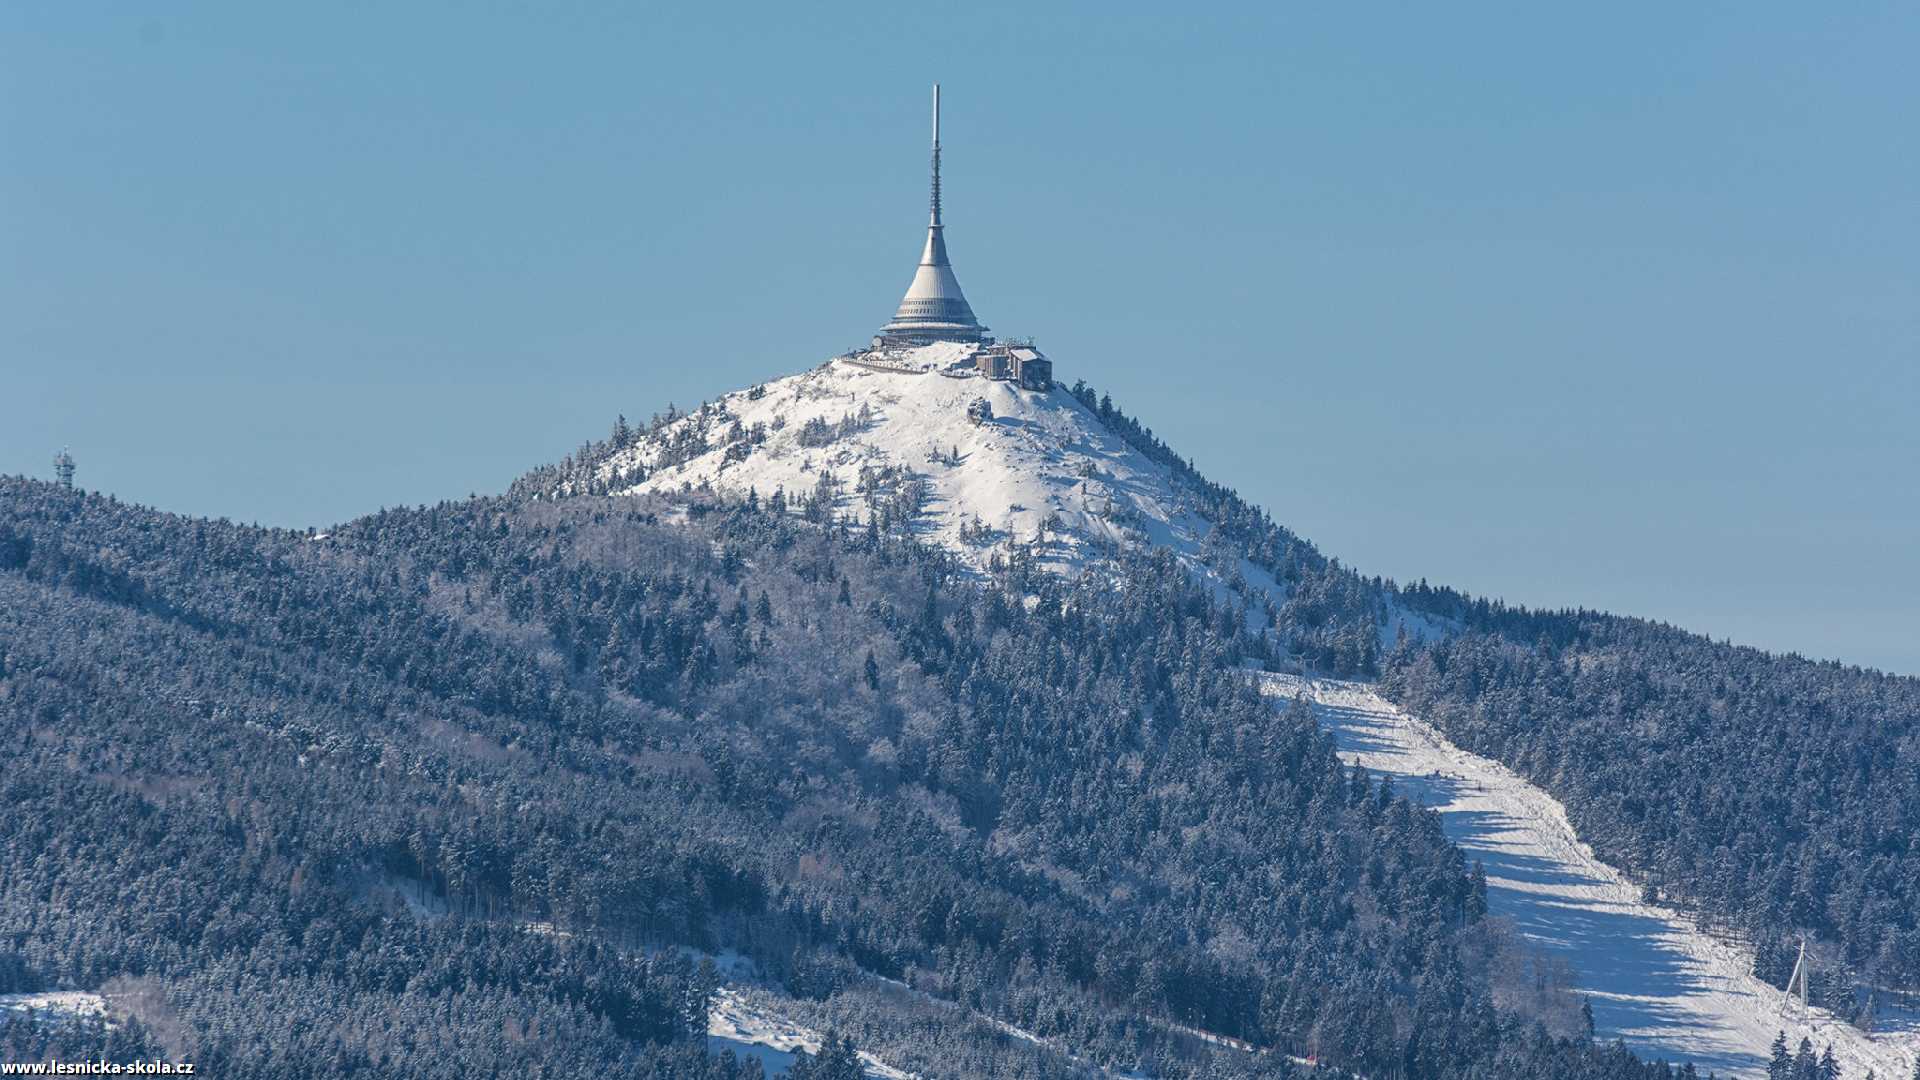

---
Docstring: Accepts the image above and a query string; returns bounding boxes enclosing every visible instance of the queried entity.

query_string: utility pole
[1781,936,1810,1020]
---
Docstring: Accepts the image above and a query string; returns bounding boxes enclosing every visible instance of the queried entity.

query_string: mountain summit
[592,345,1292,611]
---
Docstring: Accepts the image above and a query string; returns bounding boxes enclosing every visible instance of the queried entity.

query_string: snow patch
[0,991,107,1024]
[707,987,919,1079]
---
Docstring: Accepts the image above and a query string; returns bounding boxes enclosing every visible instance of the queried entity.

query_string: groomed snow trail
[1263,674,1920,1080]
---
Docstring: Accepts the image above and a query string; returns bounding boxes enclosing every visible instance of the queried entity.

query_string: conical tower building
[879,85,987,345]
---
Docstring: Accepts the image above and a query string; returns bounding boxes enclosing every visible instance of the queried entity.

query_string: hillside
[1273,674,1920,1080]
[1,475,1693,1080]
[517,350,1920,1077]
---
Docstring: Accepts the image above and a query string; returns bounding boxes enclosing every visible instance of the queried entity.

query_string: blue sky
[4,4,1916,673]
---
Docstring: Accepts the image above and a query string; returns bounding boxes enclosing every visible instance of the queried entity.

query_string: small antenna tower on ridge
[53,447,76,490]
[1781,936,1810,1020]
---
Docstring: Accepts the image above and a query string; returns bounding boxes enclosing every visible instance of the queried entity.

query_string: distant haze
[3,5,1916,673]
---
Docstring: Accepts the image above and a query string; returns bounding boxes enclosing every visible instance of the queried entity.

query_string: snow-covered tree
[1769,1032,1794,1080]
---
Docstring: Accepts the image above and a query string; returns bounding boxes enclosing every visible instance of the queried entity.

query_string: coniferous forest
[3,471,1724,1079]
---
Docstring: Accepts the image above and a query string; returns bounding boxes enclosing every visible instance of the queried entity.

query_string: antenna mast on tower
[930,84,942,226]
[53,447,75,490]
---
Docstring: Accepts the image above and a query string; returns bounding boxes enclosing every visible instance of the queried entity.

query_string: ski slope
[1264,674,1920,1080]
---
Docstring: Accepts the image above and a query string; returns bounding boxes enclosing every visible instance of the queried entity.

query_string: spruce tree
[790,1032,863,1080]
[1768,1032,1793,1080]
[1466,861,1489,921]
[1794,1037,1817,1080]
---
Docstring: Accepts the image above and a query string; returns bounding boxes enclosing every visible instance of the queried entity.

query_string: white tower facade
[879,85,987,345]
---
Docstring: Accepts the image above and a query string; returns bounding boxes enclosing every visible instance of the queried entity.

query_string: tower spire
[878,84,985,345]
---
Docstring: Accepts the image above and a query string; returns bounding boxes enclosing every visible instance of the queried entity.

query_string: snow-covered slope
[708,987,918,1079]
[0,991,106,1024]
[597,345,1288,610]
[1265,674,1920,1080]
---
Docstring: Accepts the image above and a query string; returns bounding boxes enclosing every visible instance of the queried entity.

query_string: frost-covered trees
[2,462,1827,1079]
[788,1032,862,1080]
[957,514,994,547]
[798,415,836,447]
[1771,1032,1794,1079]
[799,468,841,524]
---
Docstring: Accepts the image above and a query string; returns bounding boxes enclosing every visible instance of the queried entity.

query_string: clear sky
[4,5,1916,673]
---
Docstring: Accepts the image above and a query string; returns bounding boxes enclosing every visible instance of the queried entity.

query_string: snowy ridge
[1264,674,1920,1080]
[598,346,1291,614]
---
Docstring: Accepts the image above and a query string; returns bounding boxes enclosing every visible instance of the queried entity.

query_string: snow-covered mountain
[595,343,1294,614]
[579,348,1920,1078]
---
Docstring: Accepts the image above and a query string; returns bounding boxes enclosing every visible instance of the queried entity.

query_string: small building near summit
[974,349,1010,380]
[971,342,1051,390]
[1009,346,1050,390]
